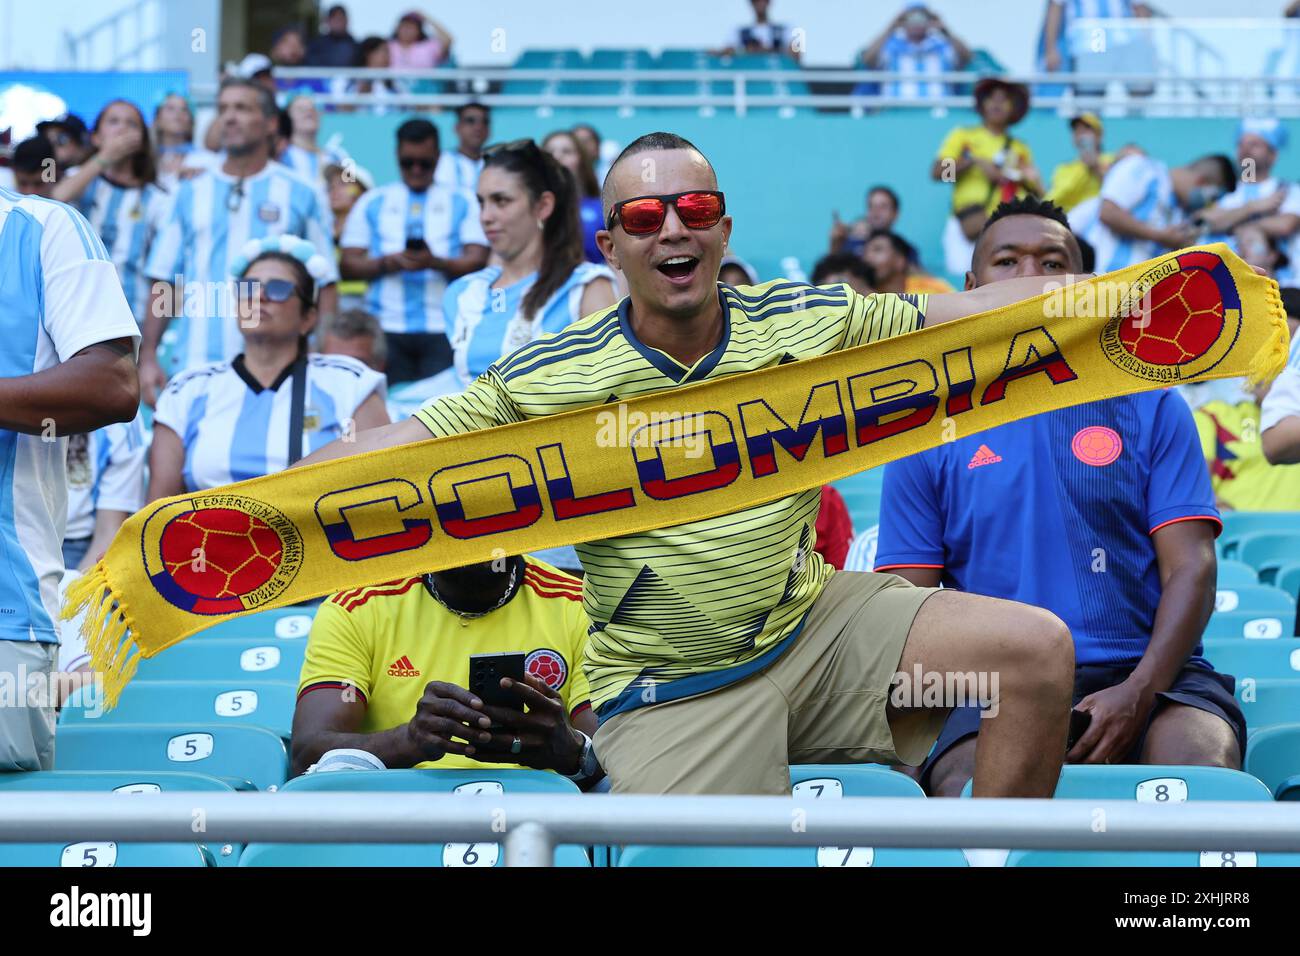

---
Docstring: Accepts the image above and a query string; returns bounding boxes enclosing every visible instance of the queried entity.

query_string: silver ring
[510,736,522,755]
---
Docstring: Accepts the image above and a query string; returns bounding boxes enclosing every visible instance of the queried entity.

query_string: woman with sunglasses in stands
[51,99,170,324]
[390,140,617,411]
[147,240,389,499]
[543,129,606,265]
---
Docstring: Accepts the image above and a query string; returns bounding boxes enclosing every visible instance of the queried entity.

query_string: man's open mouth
[657,256,699,282]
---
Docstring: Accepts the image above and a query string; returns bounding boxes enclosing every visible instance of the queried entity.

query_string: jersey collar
[232,341,307,394]
[616,285,731,385]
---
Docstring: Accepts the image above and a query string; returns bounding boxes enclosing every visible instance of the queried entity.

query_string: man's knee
[1142,705,1241,769]
[1001,608,1074,694]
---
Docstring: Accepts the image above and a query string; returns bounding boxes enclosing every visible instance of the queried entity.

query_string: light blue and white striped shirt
[153,353,386,492]
[144,163,339,374]
[435,151,484,192]
[878,31,959,100]
[75,176,170,322]
[387,261,615,416]
[280,143,349,184]
[1081,154,1177,273]
[446,262,615,387]
[0,188,140,643]
[1206,176,1300,282]
[64,415,147,540]
[340,181,487,335]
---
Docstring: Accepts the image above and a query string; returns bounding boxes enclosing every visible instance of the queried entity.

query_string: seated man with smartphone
[292,556,602,789]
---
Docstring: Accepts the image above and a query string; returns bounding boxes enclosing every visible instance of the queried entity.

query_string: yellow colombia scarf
[67,245,1289,706]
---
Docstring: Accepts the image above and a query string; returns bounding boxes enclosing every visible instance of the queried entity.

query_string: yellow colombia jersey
[298,557,592,771]
[1194,400,1300,512]
[936,124,1036,214]
[413,281,928,720]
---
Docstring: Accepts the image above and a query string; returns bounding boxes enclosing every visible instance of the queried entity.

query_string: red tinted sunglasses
[607,191,726,236]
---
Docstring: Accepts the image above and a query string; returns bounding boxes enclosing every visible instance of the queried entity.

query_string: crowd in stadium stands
[0,1,1298,806]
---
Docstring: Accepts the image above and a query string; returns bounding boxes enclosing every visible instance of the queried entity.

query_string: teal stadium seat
[1216,559,1260,590]
[62,680,296,739]
[618,765,968,867]
[240,769,591,867]
[1201,639,1300,681]
[55,724,289,791]
[1218,513,1300,558]
[581,48,654,97]
[1236,679,1300,734]
[1245,723,1300,800]
[1273,561,1300,600]
[722,52,806,106]
[0,842,212,868]
[1213,584,1297,615]
[1002,765,1300,866]
[654,49,722,101]
[0,771,242,866]
[506,49,584,97]
[133,638,307,684]
[188,604,315,640]
[1204,610,1292,641]
[1234,531,1300,571]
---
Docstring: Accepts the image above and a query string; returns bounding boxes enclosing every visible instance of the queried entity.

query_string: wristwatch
[562,730,600,782]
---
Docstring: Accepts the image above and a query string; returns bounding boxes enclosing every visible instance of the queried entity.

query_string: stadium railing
[274,65,1300,118]
[2,792,1300,867]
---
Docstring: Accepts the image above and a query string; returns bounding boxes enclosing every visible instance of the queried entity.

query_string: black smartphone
[405,236,429,253]
[468,652,526,712]
[1066,708,1092,751]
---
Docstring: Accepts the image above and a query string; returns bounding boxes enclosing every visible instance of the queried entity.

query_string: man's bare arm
[0,339,138,435]
[1262,416,1300,464]
[924,274,1089,327]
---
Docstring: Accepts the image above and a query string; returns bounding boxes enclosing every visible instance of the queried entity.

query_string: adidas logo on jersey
[387,655,421,677]
[967,444,1003,470]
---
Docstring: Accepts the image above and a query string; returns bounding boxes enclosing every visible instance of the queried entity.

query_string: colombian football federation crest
[142,494,304,614]
[1100,250,1244,384]
[525,648,568,690]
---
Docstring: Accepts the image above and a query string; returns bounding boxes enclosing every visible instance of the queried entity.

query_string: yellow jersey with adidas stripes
[299,557,591,771]
[412,281,928,720]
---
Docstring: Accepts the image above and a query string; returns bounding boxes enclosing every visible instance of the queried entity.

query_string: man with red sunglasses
[300,131,1137,797]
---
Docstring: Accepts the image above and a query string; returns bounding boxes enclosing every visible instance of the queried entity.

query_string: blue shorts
[919,662,1248,791]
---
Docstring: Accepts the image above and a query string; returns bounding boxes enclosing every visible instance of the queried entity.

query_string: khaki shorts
[594,571,946,795]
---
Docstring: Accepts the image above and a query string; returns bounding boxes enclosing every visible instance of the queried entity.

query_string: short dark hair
[456,102,489,121]
[601,131,714,214]
[867,185,899,211]
[865,229,912,260]
[326,4,347,17]
[397,118,439,147]
[974,195,1084,270]
[219,76,277,117]
[811,252,873,287]
[12,135,54,174]
[1195,153,1237,192]
[982,195,1070,234]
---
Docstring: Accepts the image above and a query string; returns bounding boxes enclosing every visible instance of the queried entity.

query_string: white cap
[234,53,273,78]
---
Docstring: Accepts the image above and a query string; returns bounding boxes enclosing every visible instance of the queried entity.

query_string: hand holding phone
[468,652,526,713]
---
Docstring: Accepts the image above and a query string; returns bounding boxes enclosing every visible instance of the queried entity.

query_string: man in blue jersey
[876,196,1245,797]
[339,119,489,385]
[0,189,140,770]
[138,78,339,402]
